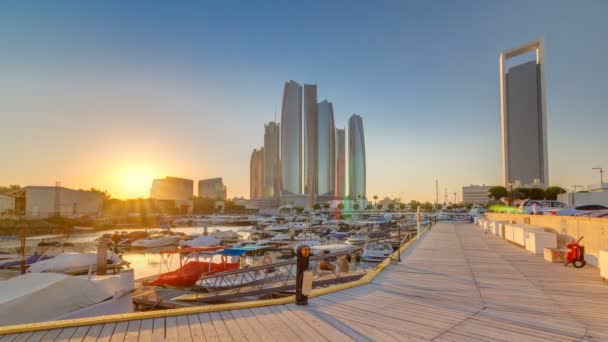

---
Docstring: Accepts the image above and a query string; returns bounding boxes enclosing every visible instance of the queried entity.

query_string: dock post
[296,245,311,305]
[97,241,107,275]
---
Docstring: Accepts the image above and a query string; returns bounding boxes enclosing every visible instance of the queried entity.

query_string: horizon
[1,1,607,201]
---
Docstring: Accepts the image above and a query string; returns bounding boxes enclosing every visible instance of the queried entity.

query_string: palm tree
[373,195,378,205]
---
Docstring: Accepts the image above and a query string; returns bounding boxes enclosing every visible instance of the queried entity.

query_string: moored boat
[361,242,393,262]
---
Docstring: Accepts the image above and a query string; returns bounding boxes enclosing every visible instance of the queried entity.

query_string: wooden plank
[248,307,294,341]
[95,323,117,342]
[151,318,165,342]
[218,311,245,341]
[9,333,32,342]
[198,313,219,342]
[175,315,192,342]
[123,320,141,342]
[186,314,205,342]
[208,312,232,342]
[109,321,128,342]
[223,310,261,342]
[81,325,103,342]
[267,305,320,341]
[164,316,179,342]
[39,329,62,342]
[137,319,153,342]
[231,309,272,342]
[67,325,90,342]
[0,334,17,342]
[53,327,77,342]
[25,331,49,342]
[286,305,355,342]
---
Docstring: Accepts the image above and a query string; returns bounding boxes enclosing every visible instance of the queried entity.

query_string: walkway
[3,222,608,341]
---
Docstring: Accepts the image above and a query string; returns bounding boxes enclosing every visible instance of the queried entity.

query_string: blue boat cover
[218,246,269,256]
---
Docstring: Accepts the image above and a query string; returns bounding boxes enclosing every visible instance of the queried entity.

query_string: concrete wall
[486,212,608,266]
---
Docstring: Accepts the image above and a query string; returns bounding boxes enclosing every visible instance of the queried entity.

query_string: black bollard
[295,245,311,305]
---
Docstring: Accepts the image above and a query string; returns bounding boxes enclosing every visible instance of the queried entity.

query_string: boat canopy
[159,246,223,254]
[218,246,270,256]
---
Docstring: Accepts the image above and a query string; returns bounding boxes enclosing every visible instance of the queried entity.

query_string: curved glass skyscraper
[348,114,366,199]
[317,100,335,196]
[280,81,302,195]
[335,128,346,198]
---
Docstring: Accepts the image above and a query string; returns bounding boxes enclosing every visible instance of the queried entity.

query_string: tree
[488,186,508,201]
[529,188,546,200]
[545,186,567,200]
[0,184,20,195]
[376,203,383,209]
[388,203,395,210]
[420,202,434,212]
[337,203,344,210]
[399,203,406,210]
[373,195,378,204]
[313,203,321,210]
[512,187,530,200]
[353,203,360,210]
[365,204,373,210]
[409,200,421,211]
[323,203,330,209]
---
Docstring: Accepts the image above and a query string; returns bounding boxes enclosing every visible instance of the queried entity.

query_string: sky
[0,1,607,202]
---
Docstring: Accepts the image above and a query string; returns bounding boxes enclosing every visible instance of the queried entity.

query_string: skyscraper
[335,128,346,198]
[317,100,336,196]
[499,40,548,186]
[348,114,366,199]
[250,148,264,199]
[280,81,303,196]
[263,122,280,199]
[303,84,318,197]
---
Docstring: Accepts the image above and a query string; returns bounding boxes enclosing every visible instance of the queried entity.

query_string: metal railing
[188,247,364,302]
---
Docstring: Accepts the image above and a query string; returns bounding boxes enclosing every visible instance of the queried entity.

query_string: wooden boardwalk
[3,222,608,341]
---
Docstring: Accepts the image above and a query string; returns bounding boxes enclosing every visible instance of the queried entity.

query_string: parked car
[575,209,608,218]
[518,200,566,214]
[544,204,608,216]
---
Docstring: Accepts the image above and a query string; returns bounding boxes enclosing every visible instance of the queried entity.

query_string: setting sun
[114,165,157,199]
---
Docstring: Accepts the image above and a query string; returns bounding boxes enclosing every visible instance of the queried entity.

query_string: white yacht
[361,242,393,262]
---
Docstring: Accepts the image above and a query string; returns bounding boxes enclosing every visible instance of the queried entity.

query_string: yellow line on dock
[0,227,428,335]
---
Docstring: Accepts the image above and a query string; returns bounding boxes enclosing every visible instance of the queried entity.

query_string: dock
[3,221,608,341]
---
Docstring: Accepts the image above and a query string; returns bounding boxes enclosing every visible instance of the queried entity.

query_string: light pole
[507,182,515,207]
[592,167,604,187]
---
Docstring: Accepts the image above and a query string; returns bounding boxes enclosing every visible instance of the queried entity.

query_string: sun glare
[115,166,156,199]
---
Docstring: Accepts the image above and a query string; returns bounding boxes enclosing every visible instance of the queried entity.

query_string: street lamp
[507,182,515,207]
[592,167,604,187]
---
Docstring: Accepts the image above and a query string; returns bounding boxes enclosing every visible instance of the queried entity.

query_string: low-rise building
[11,186,103,219]
[0,194,15,215]
[198,178,227,200]
[462,185,491,205]
[150,177,193,201]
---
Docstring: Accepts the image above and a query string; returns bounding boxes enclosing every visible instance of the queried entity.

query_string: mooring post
[97,241,107,275]
[296,245,311,305]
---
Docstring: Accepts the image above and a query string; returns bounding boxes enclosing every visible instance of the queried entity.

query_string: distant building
[462,185,491,205]
[281,80,303,196]
[0,194,15,215]
[250,148,264,199]
[500,40,548,187]
[10,186,103,219]
[150,177,193,201]
[335,128,346,198]
[317,100,336,197]
[198,178,226,200]
[348,114,366,199]
[263,122,280,199]
[303,84,318,197]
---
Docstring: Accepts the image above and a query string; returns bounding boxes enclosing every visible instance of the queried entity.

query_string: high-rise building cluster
[250,80,366,205]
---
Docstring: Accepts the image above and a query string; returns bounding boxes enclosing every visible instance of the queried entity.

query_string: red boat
[147,259,239,287]
[145,246,234,287]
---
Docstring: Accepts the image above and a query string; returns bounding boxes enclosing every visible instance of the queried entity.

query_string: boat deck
[3,222,608,341]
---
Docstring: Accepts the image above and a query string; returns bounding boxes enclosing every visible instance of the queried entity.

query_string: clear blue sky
[0,1,606,201]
